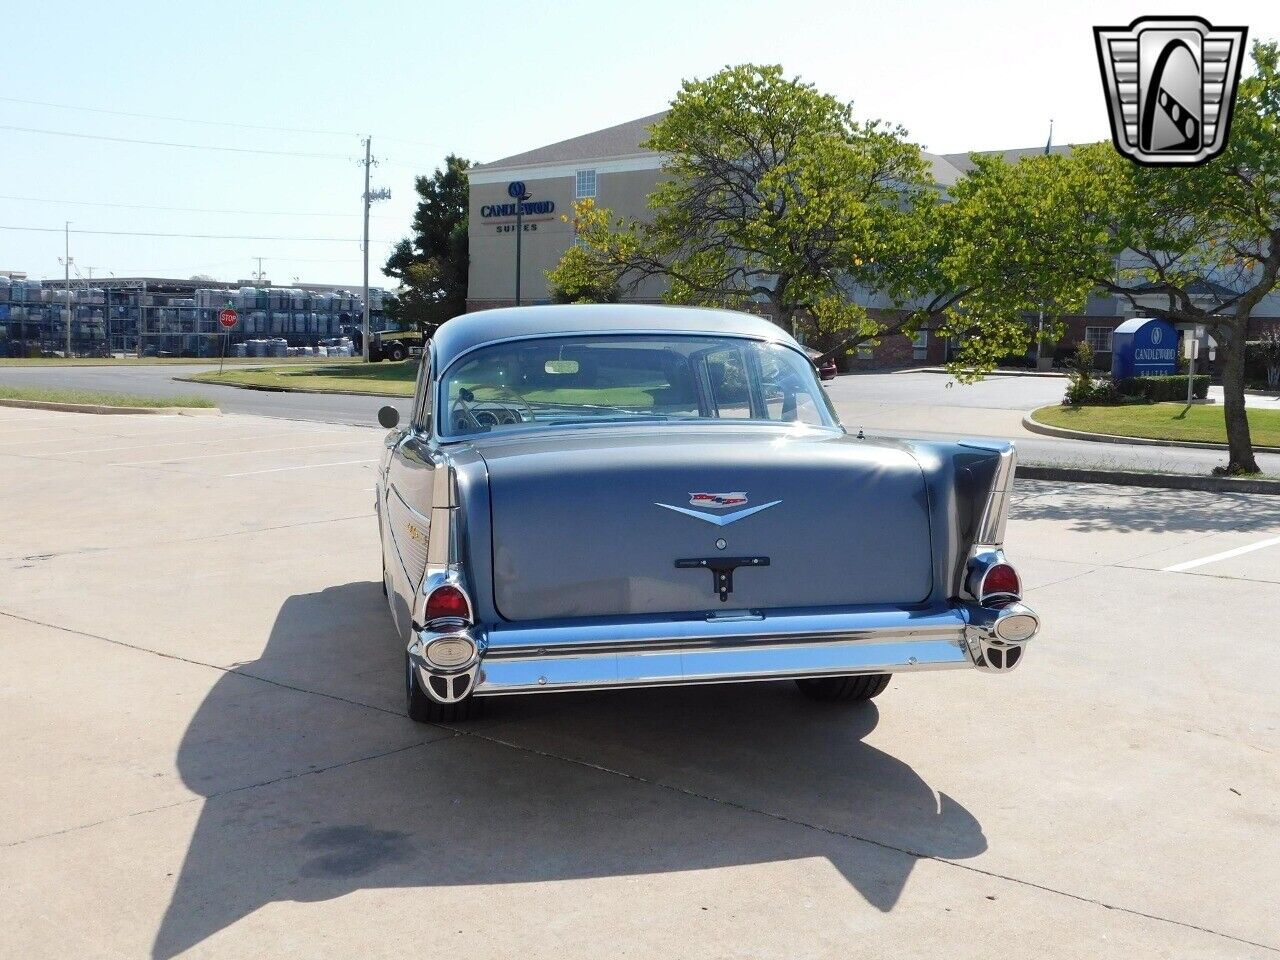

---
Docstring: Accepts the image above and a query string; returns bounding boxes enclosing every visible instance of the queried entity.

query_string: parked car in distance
[375,305,1039,721]
[804,346,838,380]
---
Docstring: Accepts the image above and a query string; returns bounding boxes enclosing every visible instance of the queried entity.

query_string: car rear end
[405,431,1039,706]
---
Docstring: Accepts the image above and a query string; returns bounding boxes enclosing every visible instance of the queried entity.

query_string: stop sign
[218,308,239,329]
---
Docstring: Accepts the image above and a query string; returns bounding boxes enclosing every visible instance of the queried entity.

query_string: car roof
[430,304,800,371]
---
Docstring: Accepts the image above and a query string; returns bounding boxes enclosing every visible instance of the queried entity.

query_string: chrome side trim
[973,445,1016,547]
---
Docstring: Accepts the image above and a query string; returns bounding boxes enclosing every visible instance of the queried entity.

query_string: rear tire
[388,344,407,362]
[405,651,478,723]
[795,673,890,702]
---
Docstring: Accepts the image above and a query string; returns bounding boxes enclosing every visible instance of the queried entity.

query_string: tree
[384,154,471,333]
[547,214,620,303]
[550,65,995,360]
[947,41,1280,474]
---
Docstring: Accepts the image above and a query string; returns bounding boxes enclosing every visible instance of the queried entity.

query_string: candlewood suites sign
[480,199,555,218]
[481,181,555,219]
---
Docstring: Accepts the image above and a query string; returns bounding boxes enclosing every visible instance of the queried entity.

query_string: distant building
[467,113,1280,370]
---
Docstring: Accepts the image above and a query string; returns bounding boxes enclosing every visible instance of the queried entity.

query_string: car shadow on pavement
[1012,480,1280,534]
[153,582,986,958]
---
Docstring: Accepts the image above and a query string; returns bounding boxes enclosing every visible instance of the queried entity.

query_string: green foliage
[1246,332,1280,389]
[1063,341,1097,404]
[547,238,620,303]
[0,385,215,408]
[949,41,1280,471]
[384,154,471,333]
[553,65,986,358]
[554,46,1280,470]
[1115,375,1210,402]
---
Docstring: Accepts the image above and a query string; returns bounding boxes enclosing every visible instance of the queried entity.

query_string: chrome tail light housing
[409,571,483,703]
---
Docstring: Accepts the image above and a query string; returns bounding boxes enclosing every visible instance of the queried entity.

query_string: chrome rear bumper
[407,601,1038,700]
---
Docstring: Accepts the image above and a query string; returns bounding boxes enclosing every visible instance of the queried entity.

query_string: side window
[704,347,752,418]
[758,351,824,425]
[411,343,433,432]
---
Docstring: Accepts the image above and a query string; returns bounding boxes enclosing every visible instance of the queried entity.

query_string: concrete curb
[1022,411,1280,454]
[1020,464,1280,495]
[897,367,1067,379]
[173,374,410,399]
[0,398,221,416]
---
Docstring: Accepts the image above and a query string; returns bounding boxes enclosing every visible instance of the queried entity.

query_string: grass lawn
[0,385,215,408]
[190,361,416,396]
[1032,402,1280,447]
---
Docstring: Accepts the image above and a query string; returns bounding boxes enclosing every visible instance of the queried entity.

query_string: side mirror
[377,405,400,429]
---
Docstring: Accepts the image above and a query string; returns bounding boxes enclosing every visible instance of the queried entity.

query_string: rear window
[439,334,837,437]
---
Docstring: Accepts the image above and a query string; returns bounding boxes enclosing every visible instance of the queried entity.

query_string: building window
[856,345,873,360]
[1085,326,1114,353]
[912,329,928,361]
[575,169,597,199]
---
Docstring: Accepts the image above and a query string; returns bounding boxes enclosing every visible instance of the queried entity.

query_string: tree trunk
[1220,317,1259,474]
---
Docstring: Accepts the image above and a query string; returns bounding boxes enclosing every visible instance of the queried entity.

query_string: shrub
[1063,341,1097,404]
[1246,332,1280,390]
[1064,379,1119,405]
[1114,374,1210,402]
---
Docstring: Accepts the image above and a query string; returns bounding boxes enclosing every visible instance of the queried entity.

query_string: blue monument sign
[1111,317,1179,379]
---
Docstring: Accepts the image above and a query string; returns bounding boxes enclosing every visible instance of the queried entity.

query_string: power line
[0,124,355,160]
[0,193,399,219]
[0,94,447,149]
[0,224,396,243]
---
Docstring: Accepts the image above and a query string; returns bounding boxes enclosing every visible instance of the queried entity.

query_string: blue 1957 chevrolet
[375,305,1039,721]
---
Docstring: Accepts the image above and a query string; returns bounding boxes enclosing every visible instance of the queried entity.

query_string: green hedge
[1115,374,1209,401]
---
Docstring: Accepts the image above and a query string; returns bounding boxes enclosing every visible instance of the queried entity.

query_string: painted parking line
[126,440,371,465]
[51,429,350,457]
[1162,535,1280,573]
[226,459,377,477]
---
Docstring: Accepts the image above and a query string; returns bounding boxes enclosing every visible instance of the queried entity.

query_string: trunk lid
[478,426,932,621]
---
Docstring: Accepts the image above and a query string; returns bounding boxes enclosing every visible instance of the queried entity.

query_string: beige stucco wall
[467,166,665,307]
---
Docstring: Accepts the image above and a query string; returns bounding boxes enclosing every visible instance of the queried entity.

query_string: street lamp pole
[511,182,530,307]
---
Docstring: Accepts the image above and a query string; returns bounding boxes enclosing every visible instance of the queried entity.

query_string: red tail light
[424,584,471,623]
[981,563,1021,605]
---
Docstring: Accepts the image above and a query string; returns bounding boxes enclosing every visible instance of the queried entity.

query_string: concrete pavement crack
[2,608,1275,954]
[462,728,1280,955]
[2,739,449,850]
[1,513,372,563]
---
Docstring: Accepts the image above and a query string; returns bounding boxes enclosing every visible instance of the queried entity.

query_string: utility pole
[361,136,372,362]
[64,222,73,357]
[252,257,266,285]
[358,137,390,362]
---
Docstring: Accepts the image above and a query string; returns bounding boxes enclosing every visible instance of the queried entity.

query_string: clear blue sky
[2,0,1275,288]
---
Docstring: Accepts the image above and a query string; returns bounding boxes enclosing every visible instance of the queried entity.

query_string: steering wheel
[450,387,535,432]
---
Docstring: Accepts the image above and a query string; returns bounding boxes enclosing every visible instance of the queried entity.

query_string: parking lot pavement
[2,408,1278,959]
